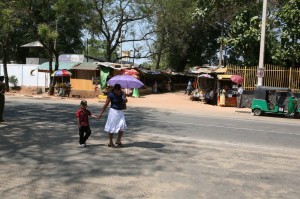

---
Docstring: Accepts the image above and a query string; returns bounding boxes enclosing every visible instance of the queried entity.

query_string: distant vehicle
[251,87,300,118]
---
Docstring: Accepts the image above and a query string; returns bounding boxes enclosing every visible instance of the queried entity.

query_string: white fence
[0,64,49,88]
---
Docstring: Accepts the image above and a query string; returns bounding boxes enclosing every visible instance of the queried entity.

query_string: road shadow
[0,98,182,198]
[125,141,165,149]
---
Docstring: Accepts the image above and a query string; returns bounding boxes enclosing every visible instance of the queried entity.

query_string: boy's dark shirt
[76,108,91,126]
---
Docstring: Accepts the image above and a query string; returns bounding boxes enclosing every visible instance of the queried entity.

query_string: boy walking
[76,100,97,147]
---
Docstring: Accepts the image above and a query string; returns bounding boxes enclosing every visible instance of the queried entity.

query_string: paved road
[1,96,300,199]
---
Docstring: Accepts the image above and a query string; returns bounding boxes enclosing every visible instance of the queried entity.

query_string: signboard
[59,54,84,62]
[257,68,264,78]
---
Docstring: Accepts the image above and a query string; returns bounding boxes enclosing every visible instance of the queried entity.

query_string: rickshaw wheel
[253,108,262,116]
[294,112,300,119]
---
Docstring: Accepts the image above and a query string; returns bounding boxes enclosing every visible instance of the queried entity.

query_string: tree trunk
[156,34,165,69]
[156,48,162,69]
[219,25,224,66]
[292,34,295,68]
[48,48,54,95]
[2,48,9,92]
[106,42,112,62]
[50,51,59,95]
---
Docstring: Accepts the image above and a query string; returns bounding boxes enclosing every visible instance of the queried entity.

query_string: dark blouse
[108,91,124,110]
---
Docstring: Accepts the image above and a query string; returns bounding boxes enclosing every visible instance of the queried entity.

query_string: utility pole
[257,0,267,87]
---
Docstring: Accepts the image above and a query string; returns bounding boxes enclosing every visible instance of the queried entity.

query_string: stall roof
[38,62,80,71]
[189,66,227,74]
[94,62,128,70]
[70,62,100,70]
[215,67,227,73]
[217,74,233,80]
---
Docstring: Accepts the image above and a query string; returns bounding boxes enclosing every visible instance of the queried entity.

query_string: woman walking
[98,84,127,147]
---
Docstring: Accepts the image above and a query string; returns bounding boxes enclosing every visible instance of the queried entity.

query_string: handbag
[122,93,127,110]
[122,102,127,110]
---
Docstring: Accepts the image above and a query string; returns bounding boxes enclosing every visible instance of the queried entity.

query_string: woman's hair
[113,84,121,91]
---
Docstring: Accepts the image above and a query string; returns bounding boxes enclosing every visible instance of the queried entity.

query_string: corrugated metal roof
[70,62,100,70]
[94,62,128,70]
[189,66,227,74]
[38,62,80,71]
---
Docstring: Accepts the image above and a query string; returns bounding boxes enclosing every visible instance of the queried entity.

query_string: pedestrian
[76,100,97,147]
[185,79,193,95]
[98,84,127,147]
[237,84,243,108]
[0,76,5,122]
[152,80,157,93]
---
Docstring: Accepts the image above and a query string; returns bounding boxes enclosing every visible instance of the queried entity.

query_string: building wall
[70,79,95,91]
[0,64,49,88]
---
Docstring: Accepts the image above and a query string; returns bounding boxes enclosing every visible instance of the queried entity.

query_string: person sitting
[266,91,274,110]
[190,89,200,101]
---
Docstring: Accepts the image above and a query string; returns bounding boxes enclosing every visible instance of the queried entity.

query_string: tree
[193,0,253,66]
[152,0,221,71]
[274,0,300,67]
[85,0,155,62]
[0,1,23,91]
[26,0,86,94]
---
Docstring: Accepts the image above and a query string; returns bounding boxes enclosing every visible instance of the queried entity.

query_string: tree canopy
[1,0,300,74]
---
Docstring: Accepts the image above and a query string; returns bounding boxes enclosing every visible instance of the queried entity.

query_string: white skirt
[104,108,127,133]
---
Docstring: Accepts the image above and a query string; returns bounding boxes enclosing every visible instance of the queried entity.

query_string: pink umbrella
[120,69,139,76]
[231,75,243,84]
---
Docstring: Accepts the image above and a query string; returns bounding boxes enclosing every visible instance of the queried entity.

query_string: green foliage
[38,24,58,43]
[86,38,107,59]
[226,10,262,66]
[2,0,300,71]
[274,0,300,66]
[9,75,18,87]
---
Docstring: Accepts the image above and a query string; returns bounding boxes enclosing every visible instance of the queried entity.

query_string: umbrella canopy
[107,75,144,88]
[231,75,243,84]
[51,69,72,77]
[198,74,213,78]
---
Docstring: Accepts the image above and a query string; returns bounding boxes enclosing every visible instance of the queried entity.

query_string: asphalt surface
[0,95,300,199]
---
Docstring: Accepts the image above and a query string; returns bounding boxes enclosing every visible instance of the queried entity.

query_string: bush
[9,75,19,90]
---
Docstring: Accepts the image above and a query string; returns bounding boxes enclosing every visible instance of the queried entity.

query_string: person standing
[152,80,157,93]
[237,84,244,108]
[98,84,127,147]
[76,100,97,147]
[185,79,193,95]
[0,76,5,122]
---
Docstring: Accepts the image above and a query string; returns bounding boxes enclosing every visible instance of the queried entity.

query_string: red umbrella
[121,69,139,76]
[231,75,243,84]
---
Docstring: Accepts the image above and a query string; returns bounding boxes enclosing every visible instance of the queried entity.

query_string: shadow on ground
[0,98,184,198]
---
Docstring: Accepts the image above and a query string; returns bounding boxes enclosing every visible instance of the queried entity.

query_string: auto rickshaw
[251,86,300,118]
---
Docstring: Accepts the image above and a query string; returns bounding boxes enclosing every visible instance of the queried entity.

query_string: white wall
[0,64,50,88]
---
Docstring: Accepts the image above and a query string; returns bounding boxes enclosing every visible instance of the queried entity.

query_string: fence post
[243,66,247,87]
[289,67,292,89]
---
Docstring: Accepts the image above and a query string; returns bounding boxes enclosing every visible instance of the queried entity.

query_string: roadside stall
[217,75,238,107]
[52,69,72,97]
[191,74,215,102]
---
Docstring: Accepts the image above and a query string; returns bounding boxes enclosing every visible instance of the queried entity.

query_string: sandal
[115,142,124,147]
[108,144,115,147]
